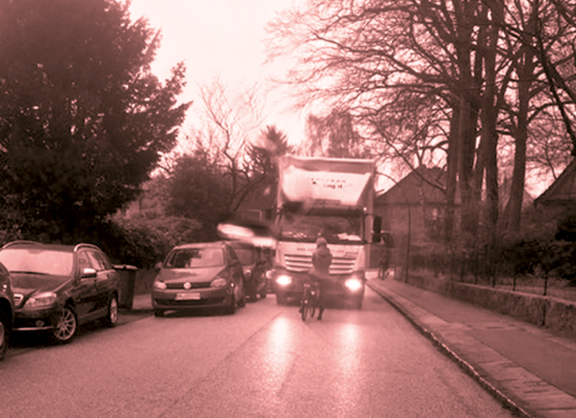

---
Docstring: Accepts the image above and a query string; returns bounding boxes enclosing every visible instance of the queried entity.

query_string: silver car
[152,241,246,316]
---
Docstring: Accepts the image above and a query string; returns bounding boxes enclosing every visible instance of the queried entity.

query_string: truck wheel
[276,293,287,305]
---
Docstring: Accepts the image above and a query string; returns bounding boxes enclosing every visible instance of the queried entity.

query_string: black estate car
[0,241,120,343]
[0,261,14,360]
[230,241,270,302]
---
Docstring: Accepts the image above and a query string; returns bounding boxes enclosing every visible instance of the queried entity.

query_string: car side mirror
[81,267,97,279]
[154,262,163,271]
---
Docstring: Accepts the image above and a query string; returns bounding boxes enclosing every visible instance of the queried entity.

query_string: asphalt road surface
[1,288,514,417]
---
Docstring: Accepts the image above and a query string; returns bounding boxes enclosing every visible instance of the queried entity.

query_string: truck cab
[271,156,376,309]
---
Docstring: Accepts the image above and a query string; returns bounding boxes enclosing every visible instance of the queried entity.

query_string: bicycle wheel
[302,300,309,321]
[309,291,316,319]
[301,289,310,322]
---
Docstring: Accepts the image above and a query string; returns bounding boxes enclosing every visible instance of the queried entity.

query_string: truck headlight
[345,277,363,292]
[276,275,292,287]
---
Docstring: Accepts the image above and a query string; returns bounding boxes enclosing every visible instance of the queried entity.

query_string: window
[166,248,224,268]
[86,251,106,271]
[77,251,93,271]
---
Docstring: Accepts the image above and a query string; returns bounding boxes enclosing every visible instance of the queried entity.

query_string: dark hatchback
[0,241,120,343]
[152,241,246,316]
[0,261,14,360]
[230,241,270,302]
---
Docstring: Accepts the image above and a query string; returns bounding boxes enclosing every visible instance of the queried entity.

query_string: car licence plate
[176,292,201,301]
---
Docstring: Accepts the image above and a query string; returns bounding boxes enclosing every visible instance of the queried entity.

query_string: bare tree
[267,0,576,244]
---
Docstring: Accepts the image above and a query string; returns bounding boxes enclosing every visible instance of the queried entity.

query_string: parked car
[0,241,120,344]
[152,241,246,316]
[229,241,270,302]
[0,261,14,360]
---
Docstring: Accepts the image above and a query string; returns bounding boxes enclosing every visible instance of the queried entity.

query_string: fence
[392,242,576,302]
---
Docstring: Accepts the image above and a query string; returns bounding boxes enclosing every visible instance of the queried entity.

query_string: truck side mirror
[372,216,382,243]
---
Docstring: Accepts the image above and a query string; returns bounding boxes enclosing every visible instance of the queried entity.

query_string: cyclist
[378,236,389,279]
[306,237,332,320]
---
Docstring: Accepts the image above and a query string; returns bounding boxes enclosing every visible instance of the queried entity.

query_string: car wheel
[154,309,165,317]
[237,281,246,308]
[226,294,236,315]
[0,310,9,361]
[104,295,118,327]
[52,306,77,344]
[247,282,258,302]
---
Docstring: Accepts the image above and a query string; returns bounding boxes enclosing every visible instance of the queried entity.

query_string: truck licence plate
[176,292,201,301]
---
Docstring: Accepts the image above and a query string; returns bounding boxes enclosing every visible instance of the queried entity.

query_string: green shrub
[94,214,203,269]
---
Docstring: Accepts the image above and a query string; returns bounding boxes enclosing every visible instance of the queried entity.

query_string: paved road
[1,288,513,417]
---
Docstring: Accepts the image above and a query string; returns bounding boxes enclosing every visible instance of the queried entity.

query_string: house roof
[376,166,452,206]
[499,177,534,210]
[535,159,576,207]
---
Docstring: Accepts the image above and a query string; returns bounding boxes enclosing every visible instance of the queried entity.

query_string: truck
[271,155,378,309]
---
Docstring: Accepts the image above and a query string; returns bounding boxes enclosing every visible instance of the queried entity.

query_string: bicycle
[300,281,319,322]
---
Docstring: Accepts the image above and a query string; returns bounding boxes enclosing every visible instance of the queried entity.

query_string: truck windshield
[278,213,362,243]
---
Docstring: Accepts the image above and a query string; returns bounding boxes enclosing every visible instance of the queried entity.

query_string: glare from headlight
[154,280,167,290]
[211,278,228,288]
[24,292,57,308]
[345,278,363,292]
[276,275,292,287]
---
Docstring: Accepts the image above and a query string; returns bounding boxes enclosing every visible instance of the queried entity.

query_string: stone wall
[404,272,576,335]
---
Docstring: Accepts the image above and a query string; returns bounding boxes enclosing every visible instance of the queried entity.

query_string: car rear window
[0,248,74,276]
[165,248,224,268]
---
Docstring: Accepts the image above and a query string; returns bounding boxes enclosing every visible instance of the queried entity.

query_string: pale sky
[129,0,304,143]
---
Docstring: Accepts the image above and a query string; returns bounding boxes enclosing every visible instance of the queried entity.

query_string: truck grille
[284,254,356,275]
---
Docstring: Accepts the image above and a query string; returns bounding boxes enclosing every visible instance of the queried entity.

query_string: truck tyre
[276,293,287,305]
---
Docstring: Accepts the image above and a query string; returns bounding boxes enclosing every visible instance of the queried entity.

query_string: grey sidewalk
[367,277,576,418]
